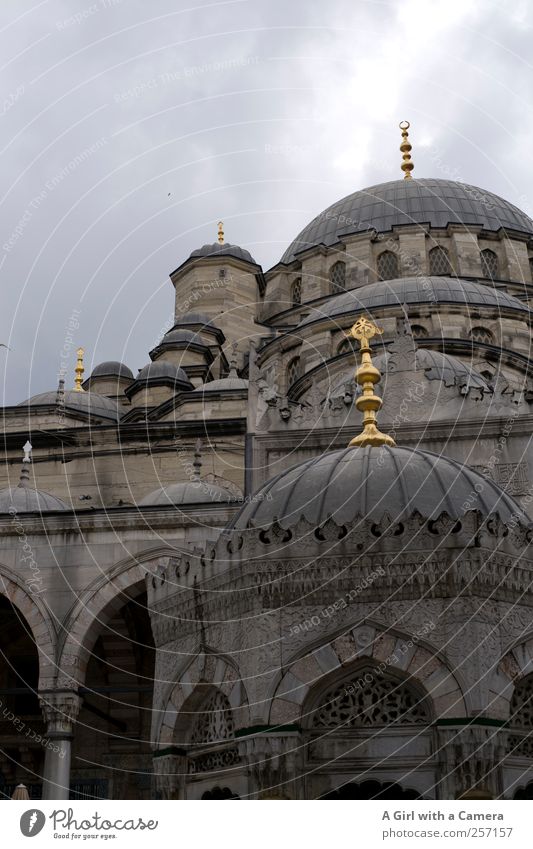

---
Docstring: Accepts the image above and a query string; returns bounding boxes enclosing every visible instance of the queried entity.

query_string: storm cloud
[1,0,531,403]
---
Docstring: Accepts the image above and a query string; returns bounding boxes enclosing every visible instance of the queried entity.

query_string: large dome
[231,445,527,529]
[281,178,533,263]
[298,276,529,327]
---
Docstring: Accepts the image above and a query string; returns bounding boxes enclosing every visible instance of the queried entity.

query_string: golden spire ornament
[217,220,224,244]
[347,317,395,448]
[399,120,414,180]
[74,347,85,391]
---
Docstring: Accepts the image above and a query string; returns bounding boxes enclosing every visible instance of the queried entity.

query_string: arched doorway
[303,661,434,800]
[0,596,43,798]
[69,587,155,799]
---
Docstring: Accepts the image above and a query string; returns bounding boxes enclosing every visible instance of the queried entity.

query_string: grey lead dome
[298,276,529,326]
[230,445,527,529]
[281,178,533,263]
[189,242,257,264]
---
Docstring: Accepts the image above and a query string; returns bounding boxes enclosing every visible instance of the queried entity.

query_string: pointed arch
[0,565,56,691]
[269,622,465,725]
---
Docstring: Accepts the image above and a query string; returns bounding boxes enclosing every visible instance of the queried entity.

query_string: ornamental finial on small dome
[19,441,32,487]
[347,317,395,448]
[217,220,224,244]
[399,120,414,180]
[74,347,85,391]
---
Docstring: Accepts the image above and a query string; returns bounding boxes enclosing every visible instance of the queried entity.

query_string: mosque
[2,123,533,800]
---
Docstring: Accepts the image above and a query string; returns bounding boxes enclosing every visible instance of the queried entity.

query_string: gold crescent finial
[399,120,414,180]
[346,317,395,448]
[74,347,85,392]
[217,220,224,244]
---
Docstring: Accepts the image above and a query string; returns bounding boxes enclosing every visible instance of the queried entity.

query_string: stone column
[39,691,81,800]
[437,724,507,800]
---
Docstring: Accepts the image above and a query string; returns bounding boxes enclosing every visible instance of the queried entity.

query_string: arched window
[330,261,346,294]
[429,246,452,276]
[411,324,429,339]
[190,690,234,745]
[480,249,499,280]
[469,326,494,345]
[291,277,302,307]
[287,356,302,387]
[377,250,399,281]
[311,668,430,729]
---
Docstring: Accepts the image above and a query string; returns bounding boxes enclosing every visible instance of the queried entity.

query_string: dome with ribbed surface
[281,178,533,263]
[19,390,120,421]
[159,329,207,347]
[139,480,234,506]
[136,361,192,384]
[91,361,133,380]
[0,483,68,513]
[231,445,526,529]
[298,277,528,327]
[189,242,256,264]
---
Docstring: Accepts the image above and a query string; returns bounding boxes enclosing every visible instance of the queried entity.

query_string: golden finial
[347,317,395,448]
[74,347,85,391]
[399,120,414,180]
[217,220,224,244]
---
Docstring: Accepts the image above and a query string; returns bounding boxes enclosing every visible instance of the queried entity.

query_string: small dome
[19,390,120,421]
[189,242,256,264]
[159,328,207,347]
[0,483,68,513]
[298,277,528,327]
[230,445,526,530]
[136,361,192,385]
[139,480,235,506]
[281,178,533,263]
[91,361,134,380]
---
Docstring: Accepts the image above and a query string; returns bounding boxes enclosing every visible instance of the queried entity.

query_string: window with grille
[429,246,452,276]
[510,675,533,729]
[190,690,234,745]
[411,324,429,339]
[377,250,399,281]
[469,326,494,345]
[287,356,302,387]
[311,669,430,729]
[291,277,302,306]
[480,249,499,280]
[330,261,346,294]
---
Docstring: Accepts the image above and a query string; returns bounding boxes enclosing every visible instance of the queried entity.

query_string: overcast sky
[1,0,532,404]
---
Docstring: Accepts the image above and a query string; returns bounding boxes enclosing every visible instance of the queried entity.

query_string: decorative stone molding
[39,690,81,737]
[270,624,465,725]
[152,753,187,800]
[154,653,249,747]
[437,725,507,799]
